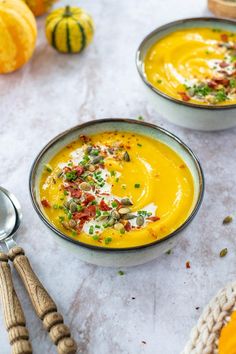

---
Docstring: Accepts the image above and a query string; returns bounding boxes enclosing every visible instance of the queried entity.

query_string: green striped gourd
[45,5,94,53]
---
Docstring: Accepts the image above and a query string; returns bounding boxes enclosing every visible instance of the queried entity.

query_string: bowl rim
[29,118,205,252]
[136,16,236,110]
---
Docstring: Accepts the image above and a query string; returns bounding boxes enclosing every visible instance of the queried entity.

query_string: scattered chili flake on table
[186,261,191,269]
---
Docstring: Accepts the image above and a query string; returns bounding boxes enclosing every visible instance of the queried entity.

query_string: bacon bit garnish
[41,199,51,208]
[83,193,95,205]
[124,222,132,232]
[74,166,84,175]
[70,189,82,198]
[85,205,96,217]
[80,135,90,144]
[221,34,228,42]
[178,92,190,102]
[99,199,112,211]
[186,261,191,269]
[219,61,229,68]
[147,216,160,221]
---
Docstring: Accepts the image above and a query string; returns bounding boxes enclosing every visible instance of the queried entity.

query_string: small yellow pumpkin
[24,0,56,17]
[0,0,37,74]
[45,5,94,53]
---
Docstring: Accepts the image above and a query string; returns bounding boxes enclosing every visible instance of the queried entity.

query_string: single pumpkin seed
[121,198,133,206]
[70,202,78,213]
[122,213,136,220]
[136,215,144,226]
[86,146,93,154]
[69,219,77,228]
[114,222,125,231]
[92,156,102,164]
[111,211,120,220]
[97,215,109,222]
[223,215,233,225]
[123,151,130,162]
[73,198,80,204]
[79,182,91,191]
[61,221,70,230]
[220,248,228,257]
[107,217,115,226]
[64,199,72,209]
[118,207,131,215]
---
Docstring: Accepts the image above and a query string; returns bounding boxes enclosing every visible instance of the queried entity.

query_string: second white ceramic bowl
[136,17,236,131]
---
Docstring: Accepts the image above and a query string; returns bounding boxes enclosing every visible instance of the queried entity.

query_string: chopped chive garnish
[93,235,100,240]
[71,231,77,237]
[77,205,83,211]
[120,229,125,234]
[112,201,118,208]
[89,226,94,235]
[115,177,119,183]
[110,170,116,177]
[105,237,112,245]
[157,79,162,84]
[53,204,59,209]
[59,216,65,222]
[44,164,52,173]
[134,183,140,188]
[137,143,142,147]
[64,190,69,196]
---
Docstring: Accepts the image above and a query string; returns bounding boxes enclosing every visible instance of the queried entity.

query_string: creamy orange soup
[40,131,194,248]
[144,28,236,105]
[219,311,236,354]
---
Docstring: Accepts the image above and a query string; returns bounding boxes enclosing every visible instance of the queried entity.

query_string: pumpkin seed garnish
[107,217,115,226]
[121,213,136,220]
[92,156,103,164]
[61,221,70,230]
[136,215,144,226]
[223,215,233,225]
[69,219,77,228]
[69,202,78,213]
[121,198,133,206]
[111,211,120,220]
[220,248,228,257]
[118,207,131,215]
[123,151,130,162]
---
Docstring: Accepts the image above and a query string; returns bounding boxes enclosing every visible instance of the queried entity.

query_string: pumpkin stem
[64,5,72,17]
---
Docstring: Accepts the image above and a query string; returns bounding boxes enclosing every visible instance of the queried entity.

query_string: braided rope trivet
[182,282,236,354]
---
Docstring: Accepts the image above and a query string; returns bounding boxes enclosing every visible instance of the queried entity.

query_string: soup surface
[40,131,194,248]
[144,28,236,105]
[219,311,236,354]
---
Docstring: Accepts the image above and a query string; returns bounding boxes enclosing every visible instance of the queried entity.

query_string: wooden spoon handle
[8,247,77,354]
[0,252,32,354]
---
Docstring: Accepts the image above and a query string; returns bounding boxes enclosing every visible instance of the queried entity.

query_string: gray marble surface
[1,0,236,353]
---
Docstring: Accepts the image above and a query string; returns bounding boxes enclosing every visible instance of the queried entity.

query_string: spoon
[0,188,32,354]
[0,187,77,354]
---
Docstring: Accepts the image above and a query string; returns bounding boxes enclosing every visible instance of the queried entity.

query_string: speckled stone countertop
[0,1,236,353]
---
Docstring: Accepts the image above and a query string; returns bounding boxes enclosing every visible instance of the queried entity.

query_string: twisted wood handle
[0,252,32,354]
[8,247,77,354]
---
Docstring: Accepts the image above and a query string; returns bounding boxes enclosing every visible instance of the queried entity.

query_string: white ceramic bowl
[29,119,204,267]
[136,17,236,131]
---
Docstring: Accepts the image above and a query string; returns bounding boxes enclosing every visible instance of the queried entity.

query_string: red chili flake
[219,61,229,68]
[214,78,229,86]
[41,199,51,208]
[74,166,84,176]
[147,216,160,222]
[80,135,90,144]
[178,92,190,102]
[83,193,95,205]
[124,222,132,232]
[85,205,96,217]
[99,199,112,211]
[221,34,229,42]
[186,261,191,269]
[70,189,82,198]
[208,80,218,89]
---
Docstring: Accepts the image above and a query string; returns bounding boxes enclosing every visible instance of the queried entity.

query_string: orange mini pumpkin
[0,0,37,74]
[24,0,56,16]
